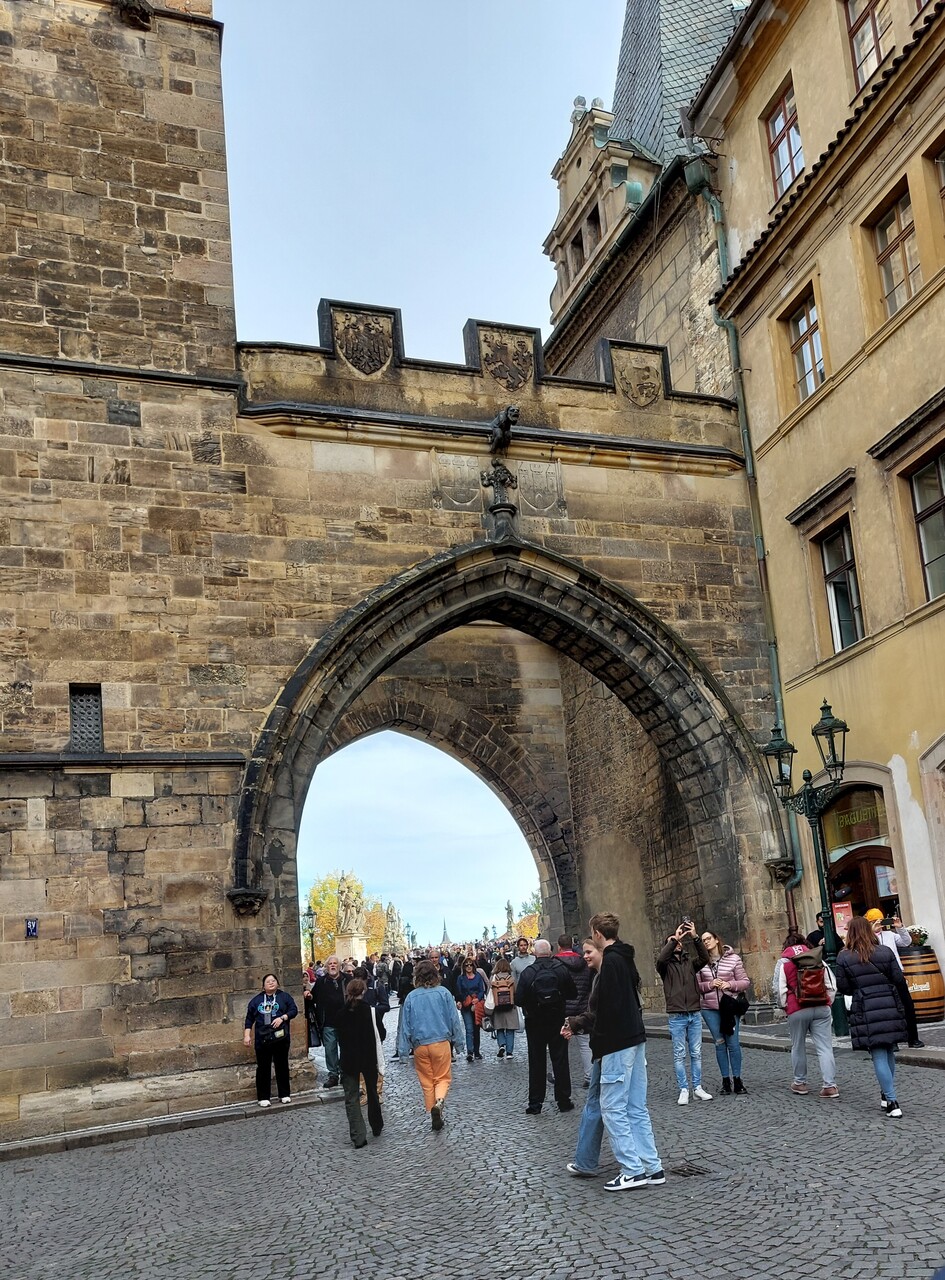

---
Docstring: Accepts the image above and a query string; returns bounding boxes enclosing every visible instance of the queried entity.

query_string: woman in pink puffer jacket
[697,930,750,1095]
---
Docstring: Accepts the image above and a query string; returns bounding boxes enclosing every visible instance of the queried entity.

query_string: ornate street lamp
[300,907,315,966]
[762,700,850,1035]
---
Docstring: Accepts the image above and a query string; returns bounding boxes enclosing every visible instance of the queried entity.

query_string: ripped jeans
[701,1007,743,1079]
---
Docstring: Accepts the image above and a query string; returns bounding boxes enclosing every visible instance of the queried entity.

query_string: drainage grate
[668,1162,708,1177]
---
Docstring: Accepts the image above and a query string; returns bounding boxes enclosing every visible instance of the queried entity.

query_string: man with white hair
[515,937,577,1114]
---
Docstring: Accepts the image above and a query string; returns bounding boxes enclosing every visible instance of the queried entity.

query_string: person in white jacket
[865,910,925,1048]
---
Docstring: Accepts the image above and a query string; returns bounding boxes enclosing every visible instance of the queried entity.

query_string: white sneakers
[257,1099,271,1108]
[679,1085,712,1104]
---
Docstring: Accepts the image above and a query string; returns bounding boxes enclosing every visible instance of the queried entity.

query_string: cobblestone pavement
[2,1019,944,1280]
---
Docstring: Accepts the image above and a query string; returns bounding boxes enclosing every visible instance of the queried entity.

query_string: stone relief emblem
[481,330,533,392]
[613,354,662,408]
[334,311,393,376]
[518,460,566,518]
[432,453,484,511]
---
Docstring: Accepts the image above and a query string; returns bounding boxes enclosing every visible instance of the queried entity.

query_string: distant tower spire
[441,918,451,946]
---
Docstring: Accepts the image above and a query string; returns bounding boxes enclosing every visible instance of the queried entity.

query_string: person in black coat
[243,973,299,1107]
[334,978,384,1148]
[515,939,577,1114]
[835,915,910,1118]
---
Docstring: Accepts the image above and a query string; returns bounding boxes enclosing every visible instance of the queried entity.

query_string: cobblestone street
[2,1018,944,1280]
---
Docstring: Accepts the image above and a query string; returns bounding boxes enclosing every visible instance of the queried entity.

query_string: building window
[820,521,864,651]
[911,452,945,601]
[935,148,945,203]
[875,191,922,317]
[585,204,602,251]
[847,0,893,89]
[68,683,104,751]
[569,229,585,276]
[787,294,824,402]
[767,82,804,198]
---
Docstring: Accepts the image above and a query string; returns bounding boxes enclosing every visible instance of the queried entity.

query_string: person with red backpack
[776,927,839,1099]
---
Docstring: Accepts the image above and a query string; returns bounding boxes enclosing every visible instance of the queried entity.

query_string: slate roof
[610,0,739,161]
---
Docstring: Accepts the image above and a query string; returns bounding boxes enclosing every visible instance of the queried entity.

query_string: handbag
[484,988,495,1013]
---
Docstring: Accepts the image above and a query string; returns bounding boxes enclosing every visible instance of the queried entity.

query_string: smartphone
[682,916,693,927]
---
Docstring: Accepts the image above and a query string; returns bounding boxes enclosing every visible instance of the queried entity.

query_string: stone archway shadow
[322,687,576,937]
[231,537,785,941]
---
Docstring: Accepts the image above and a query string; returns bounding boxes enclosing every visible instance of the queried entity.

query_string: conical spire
[441,918,451,946]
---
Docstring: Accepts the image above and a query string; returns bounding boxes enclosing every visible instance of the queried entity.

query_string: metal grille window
[767,82,804,198]
[820,521,864,652]
[911,453,945,601]
[788,295,824,402]
[875,191,922,318]
[68,684,104,751]
[847,0,893,89]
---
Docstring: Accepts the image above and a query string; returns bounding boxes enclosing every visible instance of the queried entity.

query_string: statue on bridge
[337,873,364,936]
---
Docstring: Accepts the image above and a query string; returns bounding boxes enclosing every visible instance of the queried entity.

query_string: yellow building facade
[690,0,945,956]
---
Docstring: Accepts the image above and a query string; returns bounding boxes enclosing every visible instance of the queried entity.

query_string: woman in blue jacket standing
[243,973,299,1107]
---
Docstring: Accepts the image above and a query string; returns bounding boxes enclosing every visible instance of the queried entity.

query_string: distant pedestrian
[515,938,577,1114]
[510,936,534,983]
[776,927,838,1099]
[656,921,712,1104]
[455,956,488,1062]
[806,912,826,948]
[489,956,518,1059]
[566,913,663,1191]
[697,929,750,1095]
[397,958,466,1130]
[335,977,384,1148]
[243,973,299,1108]
[836,915,910,1118]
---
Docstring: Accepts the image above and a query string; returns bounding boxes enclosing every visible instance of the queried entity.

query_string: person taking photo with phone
[656,920,712,1105]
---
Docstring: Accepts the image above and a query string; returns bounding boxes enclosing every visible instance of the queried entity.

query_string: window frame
[909,451,945,602]
[873,189,922,319]
[766,80,804,199]
[787,293,825,403]
[846,0,894,91]
[818,519,865,652]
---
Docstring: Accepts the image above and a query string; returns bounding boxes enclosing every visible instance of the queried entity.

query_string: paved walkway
[2,1017,944,1280]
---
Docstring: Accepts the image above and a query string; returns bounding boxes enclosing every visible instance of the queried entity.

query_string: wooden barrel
[901,947,945,1023]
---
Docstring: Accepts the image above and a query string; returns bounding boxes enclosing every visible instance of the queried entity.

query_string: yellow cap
[864,908,884,923]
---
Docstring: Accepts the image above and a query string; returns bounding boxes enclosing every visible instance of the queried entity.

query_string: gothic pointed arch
[231,537,785,942]
[324,688,576,936]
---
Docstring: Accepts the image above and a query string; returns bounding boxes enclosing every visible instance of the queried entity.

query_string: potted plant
[904,925,929,949]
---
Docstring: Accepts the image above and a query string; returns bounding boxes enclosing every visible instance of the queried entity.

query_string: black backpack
[530,962,564,1008]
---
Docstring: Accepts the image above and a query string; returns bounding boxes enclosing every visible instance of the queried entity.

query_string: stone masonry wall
[0,0,235,374]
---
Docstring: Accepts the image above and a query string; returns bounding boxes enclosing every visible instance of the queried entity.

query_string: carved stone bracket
[114,0,155,30]
[481,462,519,541]
[226,887,268,917]
[765,859,799,887]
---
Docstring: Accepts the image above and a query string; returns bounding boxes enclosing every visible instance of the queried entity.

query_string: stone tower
[610,0,741,162]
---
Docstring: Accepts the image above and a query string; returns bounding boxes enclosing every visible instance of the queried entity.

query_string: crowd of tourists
[242,908,921,1180]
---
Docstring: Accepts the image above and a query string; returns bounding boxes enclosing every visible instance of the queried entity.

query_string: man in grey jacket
[656,922,713,1105]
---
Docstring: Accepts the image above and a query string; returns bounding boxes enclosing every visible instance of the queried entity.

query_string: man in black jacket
[515,938,577,1114]
[312,955,347,1087]
[656,921,713,1105]
[566,912,663,1192]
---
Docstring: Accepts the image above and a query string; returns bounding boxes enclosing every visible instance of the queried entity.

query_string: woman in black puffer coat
[835,916,910,1118]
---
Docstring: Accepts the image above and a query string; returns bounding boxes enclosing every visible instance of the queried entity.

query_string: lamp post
[762,700,850,1035]
[300,907,315,967]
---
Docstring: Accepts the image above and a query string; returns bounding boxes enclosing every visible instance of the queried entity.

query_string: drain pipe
[684,158,803,923]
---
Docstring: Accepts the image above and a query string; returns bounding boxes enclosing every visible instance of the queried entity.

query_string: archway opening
[298,729,540,952]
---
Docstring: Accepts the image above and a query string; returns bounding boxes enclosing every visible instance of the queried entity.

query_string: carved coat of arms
[615,358,662,408]
[335,312,392,376]
[482,331,533,392]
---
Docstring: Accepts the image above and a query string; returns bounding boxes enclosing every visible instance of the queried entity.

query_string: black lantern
[811,699,848,784]
[300,907,315,964]
[761,723,798,800]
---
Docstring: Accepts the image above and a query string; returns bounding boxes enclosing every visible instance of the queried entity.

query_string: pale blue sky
[213,2,625,942]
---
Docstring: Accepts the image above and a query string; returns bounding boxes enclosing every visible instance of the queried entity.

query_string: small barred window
[68,684,104,751]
